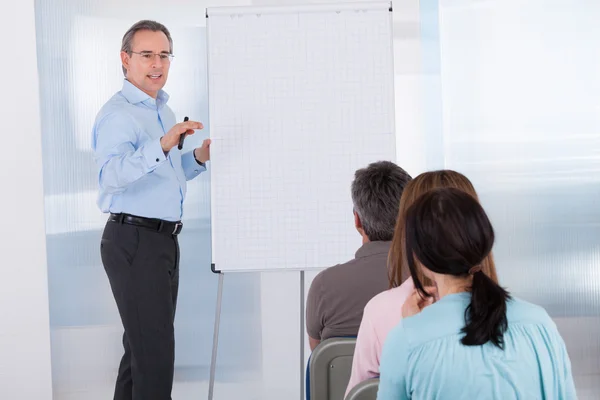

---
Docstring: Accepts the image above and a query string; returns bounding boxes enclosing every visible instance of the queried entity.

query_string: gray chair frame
[309,337,357,400]
[345,378,380,400]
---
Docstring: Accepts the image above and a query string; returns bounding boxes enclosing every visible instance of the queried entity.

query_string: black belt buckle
[172,222,183,235]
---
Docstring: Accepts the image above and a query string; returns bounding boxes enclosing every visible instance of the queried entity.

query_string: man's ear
[354,210,363,230]
[120,51,130,74]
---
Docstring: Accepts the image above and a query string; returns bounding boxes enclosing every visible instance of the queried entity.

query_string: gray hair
[351,161,412,241]
[121,20,173,76]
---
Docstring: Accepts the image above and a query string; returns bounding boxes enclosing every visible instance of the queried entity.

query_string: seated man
[306,161,411,350]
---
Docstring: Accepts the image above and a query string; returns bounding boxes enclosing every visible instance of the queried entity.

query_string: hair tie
[468,266,482,275]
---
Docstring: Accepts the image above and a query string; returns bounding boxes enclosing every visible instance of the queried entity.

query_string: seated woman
[377,187,576,399]
[346,170,498,395]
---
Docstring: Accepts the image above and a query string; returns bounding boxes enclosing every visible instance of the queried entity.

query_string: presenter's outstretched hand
[160,120,203,153]
[194,139,211,164]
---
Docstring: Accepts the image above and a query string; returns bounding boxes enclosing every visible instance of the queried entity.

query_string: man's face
[121,29,171,98]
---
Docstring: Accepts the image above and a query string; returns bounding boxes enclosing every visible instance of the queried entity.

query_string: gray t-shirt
[306,241,391,341]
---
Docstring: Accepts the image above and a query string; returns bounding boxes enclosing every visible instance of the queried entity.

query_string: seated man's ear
[354,210,363,230]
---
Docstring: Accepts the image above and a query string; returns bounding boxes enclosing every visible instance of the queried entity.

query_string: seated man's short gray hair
[351,161,412,241]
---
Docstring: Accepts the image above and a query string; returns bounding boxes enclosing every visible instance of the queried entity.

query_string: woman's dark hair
[404,187,511,349]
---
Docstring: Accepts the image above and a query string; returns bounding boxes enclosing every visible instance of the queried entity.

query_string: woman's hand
[402,286,438,318]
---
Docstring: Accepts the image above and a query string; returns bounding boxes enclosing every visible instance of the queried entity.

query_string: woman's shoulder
[365,278,415,314]
[507,296,555,327]
[360,279,415,344]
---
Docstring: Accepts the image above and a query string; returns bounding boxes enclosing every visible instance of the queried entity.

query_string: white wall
[0,0,53,399]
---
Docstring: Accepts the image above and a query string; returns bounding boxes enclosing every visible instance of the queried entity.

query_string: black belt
[108,213,183,236]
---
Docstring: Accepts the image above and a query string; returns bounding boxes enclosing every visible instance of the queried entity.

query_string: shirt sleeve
[306,273,326,340]
[181,150,206,181]
[93,112,167,193]
[553,327,577,399]
[562,347,577,399]
[346,303,382,396]
[377,324,410,400]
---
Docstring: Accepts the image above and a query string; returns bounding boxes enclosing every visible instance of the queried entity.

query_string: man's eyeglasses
[130,51,174,63]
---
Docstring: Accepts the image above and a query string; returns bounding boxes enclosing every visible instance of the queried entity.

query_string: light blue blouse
[377,292,577,400]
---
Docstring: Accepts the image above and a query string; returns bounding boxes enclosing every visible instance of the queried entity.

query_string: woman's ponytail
[462,271,510,348]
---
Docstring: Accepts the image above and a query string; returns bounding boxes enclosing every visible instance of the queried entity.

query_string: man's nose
[151,54,164,68]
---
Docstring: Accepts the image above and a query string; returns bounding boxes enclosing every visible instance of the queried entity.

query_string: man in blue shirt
[92,20,209,400]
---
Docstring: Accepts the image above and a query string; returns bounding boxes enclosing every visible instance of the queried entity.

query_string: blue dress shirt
[92,80,205,222]
[378,292,577,400]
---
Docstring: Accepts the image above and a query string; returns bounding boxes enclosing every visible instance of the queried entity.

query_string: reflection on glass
[423,0,600,397]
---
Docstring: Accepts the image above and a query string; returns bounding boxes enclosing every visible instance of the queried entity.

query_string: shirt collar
[121,79,170,108]
[355,241,391,259]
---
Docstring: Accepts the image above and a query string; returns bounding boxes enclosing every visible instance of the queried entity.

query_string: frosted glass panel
[424,0,600,397]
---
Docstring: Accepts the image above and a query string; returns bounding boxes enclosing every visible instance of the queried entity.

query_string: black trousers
[100,219,180,400]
